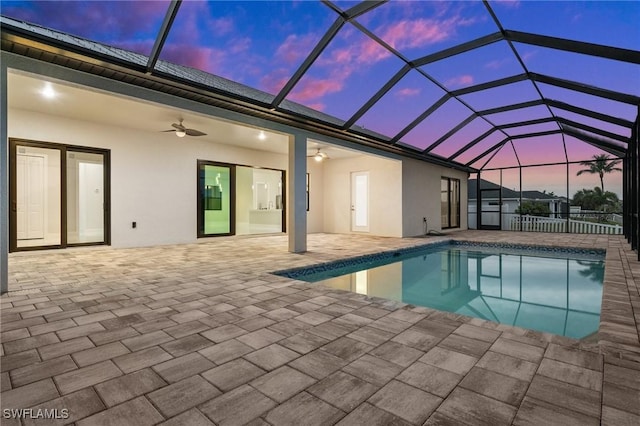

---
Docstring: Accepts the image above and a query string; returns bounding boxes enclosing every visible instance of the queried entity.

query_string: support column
[1,62,8,294]
[287,133,307,253]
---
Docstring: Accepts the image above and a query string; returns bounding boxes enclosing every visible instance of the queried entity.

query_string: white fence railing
[510,215,623,234]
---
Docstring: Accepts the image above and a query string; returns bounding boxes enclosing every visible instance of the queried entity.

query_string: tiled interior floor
[1,231,639,426]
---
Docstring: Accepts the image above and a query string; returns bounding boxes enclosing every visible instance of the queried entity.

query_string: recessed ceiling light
[41,82,56,99]
[258,131,266,140]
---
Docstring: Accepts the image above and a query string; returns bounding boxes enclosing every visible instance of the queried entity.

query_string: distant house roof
[468,179,563,201]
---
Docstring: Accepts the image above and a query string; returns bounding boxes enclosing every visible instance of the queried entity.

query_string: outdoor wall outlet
[132,222,137,229]
[423,217,427,222]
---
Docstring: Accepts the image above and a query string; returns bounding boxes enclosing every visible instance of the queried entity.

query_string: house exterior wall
[9,108,289,248]
[9,108,467,247]
[402,158,468,237]
[322,155,403,237]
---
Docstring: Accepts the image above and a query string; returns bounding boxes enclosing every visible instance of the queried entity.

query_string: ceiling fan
[309,148,329,162]
[162,119,207,137]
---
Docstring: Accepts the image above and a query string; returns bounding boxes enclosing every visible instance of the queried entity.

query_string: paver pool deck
[1,231,639,425]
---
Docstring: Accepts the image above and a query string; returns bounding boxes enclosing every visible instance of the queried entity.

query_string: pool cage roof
[1,0,639,172]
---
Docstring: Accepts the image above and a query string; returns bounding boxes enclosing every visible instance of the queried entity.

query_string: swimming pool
[278,242,605,339]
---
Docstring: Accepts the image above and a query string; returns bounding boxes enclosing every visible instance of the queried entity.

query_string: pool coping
[273,239,606,279]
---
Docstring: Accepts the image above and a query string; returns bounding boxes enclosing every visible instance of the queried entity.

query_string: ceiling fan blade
[161,129,176,132]
[186,128,207,136]
[171,122,185,131]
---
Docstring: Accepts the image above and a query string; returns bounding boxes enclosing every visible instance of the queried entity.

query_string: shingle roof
[468,179,562,200]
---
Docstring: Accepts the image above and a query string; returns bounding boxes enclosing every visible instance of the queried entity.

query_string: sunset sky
[2,0,638,196]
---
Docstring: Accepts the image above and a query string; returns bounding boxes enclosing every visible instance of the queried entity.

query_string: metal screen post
[477,172,482,230]
[566,161,570,233]
[623,155,628,238]
[499,169,503,231]
[519,166,523,232]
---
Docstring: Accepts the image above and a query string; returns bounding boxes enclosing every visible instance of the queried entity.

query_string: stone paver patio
[1,231,639,425]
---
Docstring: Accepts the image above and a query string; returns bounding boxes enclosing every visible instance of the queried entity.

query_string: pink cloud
[276,34,320,65]
[395,88,421,98]
[358,39,393,63]
[209,17,235,37]
[445,75,474,87]
[229,37,251,54]
[382,19,451,50]
[288,77,343,104]
[260,69,291,95]
[522,50,538,62]
[378,14,478,53]
[493,0,521,9]
[485,58,511,70]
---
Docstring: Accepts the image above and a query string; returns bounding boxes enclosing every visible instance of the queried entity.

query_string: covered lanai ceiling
[1,0,639,172]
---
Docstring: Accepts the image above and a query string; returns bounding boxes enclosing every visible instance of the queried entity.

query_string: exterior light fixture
[41,82,56,99]
[313,148,328,162]
[258,131,266,140]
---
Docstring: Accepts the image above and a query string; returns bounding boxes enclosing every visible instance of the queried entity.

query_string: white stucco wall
[322,155,403,237]
[9,109,288,248]
[402,158,468,237]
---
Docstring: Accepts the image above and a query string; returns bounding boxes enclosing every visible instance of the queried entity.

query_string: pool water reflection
[303,247,604,339]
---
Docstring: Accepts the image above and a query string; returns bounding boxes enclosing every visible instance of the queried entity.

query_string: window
[441,177,460,229]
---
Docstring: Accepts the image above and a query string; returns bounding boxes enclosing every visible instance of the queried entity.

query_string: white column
[287,133,307,253]
[1,62,8,294]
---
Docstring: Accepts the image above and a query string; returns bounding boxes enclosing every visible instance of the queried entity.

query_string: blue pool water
[289,244,604,339]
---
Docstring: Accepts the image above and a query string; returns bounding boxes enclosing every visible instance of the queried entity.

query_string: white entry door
[351,171,369,232]
[16,154,45,240]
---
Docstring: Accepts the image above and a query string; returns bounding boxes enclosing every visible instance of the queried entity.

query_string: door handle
[11,201,17,212]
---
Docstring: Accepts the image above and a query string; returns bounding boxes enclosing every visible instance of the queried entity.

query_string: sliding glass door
[198,160,285,238]
[10,139,110,251]
[198,162,234,236]
[67,150,106,244]
[236,166,284,235]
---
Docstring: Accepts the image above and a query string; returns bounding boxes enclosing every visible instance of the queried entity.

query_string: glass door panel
[441,179,450,228]
[15,145,61,248]
[236,166,285,235]
[67,151,105,244]
[451,179,460,228]
[200,163,233,236]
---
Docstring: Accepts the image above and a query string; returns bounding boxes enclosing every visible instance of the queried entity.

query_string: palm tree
[576,154,622,192]
[576,260,604,284]
[572,187,619,211]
